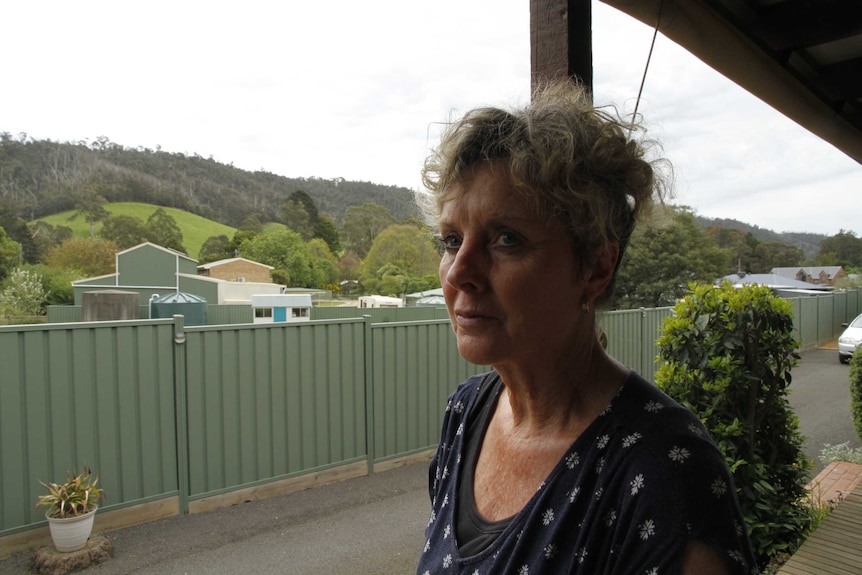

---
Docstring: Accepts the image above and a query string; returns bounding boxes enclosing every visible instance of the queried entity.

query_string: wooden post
[530,0,593,96]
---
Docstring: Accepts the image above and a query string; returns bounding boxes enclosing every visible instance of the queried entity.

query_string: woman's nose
[442,239,486,292]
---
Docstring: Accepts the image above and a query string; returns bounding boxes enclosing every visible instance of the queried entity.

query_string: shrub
[850,350,862,441]
[1,268,47,316]
[819,442,862,465]
[656,282,811,567]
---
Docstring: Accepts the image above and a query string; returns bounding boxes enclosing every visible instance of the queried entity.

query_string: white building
[251,294,313,323]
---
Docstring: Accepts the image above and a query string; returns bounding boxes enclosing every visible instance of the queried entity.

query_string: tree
[282,190,319,241]
[238,215,264,234]
[44,237,117,278]
[239,229,314,287]
[69,187,109,236]
[282,199,313,240]
[100,215,150,249]
[198,234,231,264]
[306,238,338,288]
[314,214,342,254]
[0,201,39,264]
[0,268,47,316]
[360,223,440,294]
[615,208,731,309]
[286,190,319,224]
[817,229,862,268]
[656,283,811,566]
[26,263,76,306]
[342,203,396,259]
[146,208,186,253]
[748,241,804,272]
[30,220,74,256]
[0,226,20,283]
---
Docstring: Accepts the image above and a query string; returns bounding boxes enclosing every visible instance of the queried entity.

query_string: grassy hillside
[36,202,237,259]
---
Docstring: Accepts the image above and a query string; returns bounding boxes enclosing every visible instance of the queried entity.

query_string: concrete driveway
[789,345,861,477]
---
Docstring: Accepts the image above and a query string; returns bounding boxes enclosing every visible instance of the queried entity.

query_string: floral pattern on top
[416,371,758,575]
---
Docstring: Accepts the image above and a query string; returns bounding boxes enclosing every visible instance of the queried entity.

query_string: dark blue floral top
[417,371,757,575]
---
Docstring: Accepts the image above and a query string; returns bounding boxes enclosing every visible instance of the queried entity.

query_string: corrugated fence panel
[600,307,672,383]
[798,297,820,346]
[205,304,253,325]
[46,306,82,323]
[183,319,367,499]
[787,298,803,344]
[818,295,835,345]
[370,320,487,462]
[311,306,450,323]
[0,320,178,535]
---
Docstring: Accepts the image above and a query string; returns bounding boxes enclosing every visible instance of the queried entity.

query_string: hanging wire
[631,0,665,131]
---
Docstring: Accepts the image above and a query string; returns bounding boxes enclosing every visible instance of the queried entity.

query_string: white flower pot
[46,506,97,552]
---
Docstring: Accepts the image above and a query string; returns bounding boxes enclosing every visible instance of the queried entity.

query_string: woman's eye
[438,233,462,250]
[496,231,520,247]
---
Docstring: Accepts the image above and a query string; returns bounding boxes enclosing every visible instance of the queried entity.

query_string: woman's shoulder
[606,372,728,480]
[445,370,499,412]
[615,372,710,436]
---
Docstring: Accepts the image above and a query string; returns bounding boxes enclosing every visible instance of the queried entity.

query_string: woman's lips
[453,309,496,328]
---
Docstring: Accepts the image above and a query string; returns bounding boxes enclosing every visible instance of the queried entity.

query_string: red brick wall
[202,260,271,283]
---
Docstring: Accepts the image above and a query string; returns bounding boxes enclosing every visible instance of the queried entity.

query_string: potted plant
[35,466,105,552]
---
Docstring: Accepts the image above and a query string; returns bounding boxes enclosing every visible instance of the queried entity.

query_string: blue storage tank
[150,292,207,326]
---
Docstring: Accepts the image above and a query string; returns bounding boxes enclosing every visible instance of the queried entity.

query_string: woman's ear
[584,242,619,301]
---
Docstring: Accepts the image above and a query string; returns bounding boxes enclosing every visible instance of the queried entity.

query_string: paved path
[0,461,430,575]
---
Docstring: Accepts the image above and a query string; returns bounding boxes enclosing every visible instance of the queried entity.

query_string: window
[292,308,308,318]
[255,308,273,318]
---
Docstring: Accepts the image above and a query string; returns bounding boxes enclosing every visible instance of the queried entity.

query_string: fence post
[362,315,375,475]
[172,314,190,515]
[639,308,648,379]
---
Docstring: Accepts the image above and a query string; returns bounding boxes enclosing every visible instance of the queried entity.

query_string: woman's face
[438,166,594,370]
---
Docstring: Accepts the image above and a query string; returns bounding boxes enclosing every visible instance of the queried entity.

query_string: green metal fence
[0,320,180,536]
[3,289,859,540]
[183,319,369,502]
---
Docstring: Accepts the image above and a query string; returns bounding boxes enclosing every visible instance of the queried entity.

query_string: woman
[416,81,756,574]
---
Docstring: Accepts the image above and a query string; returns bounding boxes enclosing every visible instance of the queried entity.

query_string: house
[358,295,403,308]
[771,266,848,286]
[251,294,312,323]
[197,257,274,284]
[72,242,284,307]
[721,272,832,298]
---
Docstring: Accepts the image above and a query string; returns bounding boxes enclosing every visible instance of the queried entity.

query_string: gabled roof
[772,266,845,278]
[71,272,118,286]
[116,242,196,262]
[197,257,274,270]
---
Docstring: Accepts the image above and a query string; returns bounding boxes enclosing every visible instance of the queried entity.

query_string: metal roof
[601,0,862,164]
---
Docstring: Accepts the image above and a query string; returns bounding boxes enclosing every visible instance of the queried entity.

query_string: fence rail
[2,289,859,549]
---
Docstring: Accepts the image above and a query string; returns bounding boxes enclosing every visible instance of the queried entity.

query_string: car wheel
[839,354,850,364]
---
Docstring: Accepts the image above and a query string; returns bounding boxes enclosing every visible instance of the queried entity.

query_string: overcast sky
[4,1,860,236]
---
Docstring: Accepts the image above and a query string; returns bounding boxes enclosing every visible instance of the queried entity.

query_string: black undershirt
[456,373,514,557]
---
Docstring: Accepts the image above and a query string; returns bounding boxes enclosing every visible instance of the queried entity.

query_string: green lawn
[35,203,237,259]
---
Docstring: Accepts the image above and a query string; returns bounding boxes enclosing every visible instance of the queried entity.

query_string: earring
[581,301,590,313]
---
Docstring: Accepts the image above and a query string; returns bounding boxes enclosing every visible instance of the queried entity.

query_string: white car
[838,313,862,364]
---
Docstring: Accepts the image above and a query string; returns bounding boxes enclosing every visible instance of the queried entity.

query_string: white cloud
[2,0,859,236]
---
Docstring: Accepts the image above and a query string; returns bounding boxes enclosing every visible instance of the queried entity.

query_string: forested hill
[0,134,419,227]
[0,134,828,259]
[694,215,825,259]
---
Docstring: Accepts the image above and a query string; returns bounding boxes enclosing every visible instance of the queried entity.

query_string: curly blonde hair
[419,79,668,304]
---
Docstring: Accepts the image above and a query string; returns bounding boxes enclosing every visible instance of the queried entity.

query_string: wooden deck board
[777,482,862,575]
